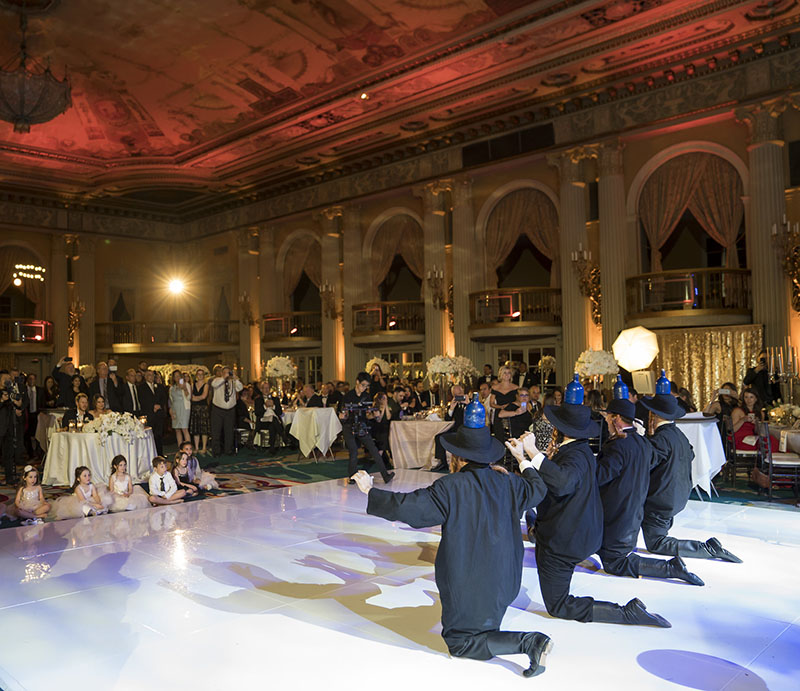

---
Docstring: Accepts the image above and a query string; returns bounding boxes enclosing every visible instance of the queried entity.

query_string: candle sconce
[67,298,85,347]
[319,281,341,319]
[426,265,446,311]
[238,291,257,326]
[571,244,602,327]
[771,217,800,312]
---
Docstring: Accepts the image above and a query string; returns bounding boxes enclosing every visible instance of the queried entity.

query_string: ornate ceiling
[0,0,798,218]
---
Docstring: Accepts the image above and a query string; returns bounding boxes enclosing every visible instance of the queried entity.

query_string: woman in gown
[488,365,518,440]
[169,370,192,446]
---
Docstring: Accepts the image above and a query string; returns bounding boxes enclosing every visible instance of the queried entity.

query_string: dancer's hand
[505,439,527,465]
[352,470,373,494]
[522,433,541,461]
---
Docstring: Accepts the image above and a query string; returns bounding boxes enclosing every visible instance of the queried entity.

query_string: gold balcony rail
[469,288,562,326]
[262,312,321,341]
[0,318,53,344]
[625,268,752,316]
[96,321,239,347]
[352,301,425,334]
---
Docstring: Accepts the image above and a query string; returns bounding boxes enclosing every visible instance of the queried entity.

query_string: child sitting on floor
[175,441,219,492]
[7,465,50,525]
[108,455,151,512]
[148,456,186,505]
[54,466,110,519]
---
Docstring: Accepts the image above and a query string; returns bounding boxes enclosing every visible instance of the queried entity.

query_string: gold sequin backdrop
[652,324,763,410]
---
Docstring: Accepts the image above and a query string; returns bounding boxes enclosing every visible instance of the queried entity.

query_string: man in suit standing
[52,357,82,407]
[514,362,534,389]
[89,361,121,412]
[140,369,167,455]
[120,368,143,416]
[210,366,243,456]
[481,364,494,385]
[107,358,123,402]
[23,373,43,460]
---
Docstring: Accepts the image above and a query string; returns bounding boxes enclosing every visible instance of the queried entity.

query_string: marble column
[737,100,789,346]
[548,150,592,383]
[319,206,346,381]
[341,204,366,384]
[414,180,451,362]
[451,176,482,365]
[597,139,627,351]
[76,235,96,366]
[49,234,70,364]
[237,229,261,381]
[258,227,281,314]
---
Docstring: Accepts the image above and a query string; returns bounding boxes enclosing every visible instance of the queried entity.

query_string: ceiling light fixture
[0,0,71,133]
[359,92,369,100]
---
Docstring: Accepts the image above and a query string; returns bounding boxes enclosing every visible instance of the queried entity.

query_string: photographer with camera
[702,381,739,433]
[743,349,778,406]
[0,371,25,484]
[339,372,394,485]
[52,356,83,408]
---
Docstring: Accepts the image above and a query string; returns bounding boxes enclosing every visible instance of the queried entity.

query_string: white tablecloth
[770,426,800,453]
[676,413,726,495]
[35,409,65,453]
[390,419,454,470]
[42,430,157,486]
[289,407,342,457]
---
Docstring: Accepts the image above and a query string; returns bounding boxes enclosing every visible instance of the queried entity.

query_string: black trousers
[535,543,594,622]
[24,411,39,457]
[256,419,285,450]
[642,512,711,558]
[211,405,236,455]
[343,425,391,481]
[148,414,165,456]
[598,548,640,579]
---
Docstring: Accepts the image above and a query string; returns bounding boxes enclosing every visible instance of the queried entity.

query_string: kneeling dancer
[352,405,552,678]
[507,375,671,628]
[640,377,742,563]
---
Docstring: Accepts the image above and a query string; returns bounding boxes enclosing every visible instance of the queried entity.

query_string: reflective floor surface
[0,470,797,691]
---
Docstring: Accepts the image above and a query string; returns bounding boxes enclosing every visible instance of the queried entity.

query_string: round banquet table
[390,419,454,470]
[770,426,800,453]
[35,409,66,454]
[42,429,157,486]
[675,413,726,495]
[289,407,342,458]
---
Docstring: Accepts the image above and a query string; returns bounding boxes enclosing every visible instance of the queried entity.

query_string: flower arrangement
[768,403,800,428]
[538,355,556,372]
[425,355,478,384]
[265,355,296,379]
[82,412,146,445]
[366,357,391,375]
[575,348,619,378]
[451,355,479,383]
[150,363,210,385]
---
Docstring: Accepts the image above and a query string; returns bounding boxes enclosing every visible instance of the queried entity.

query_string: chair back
[721,414,735,462]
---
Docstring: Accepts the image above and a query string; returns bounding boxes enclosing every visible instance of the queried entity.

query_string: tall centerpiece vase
[439,373,450,416]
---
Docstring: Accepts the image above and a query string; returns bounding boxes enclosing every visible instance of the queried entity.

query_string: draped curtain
[639,153,744,271]
[283,236,322,302]
[371,215,424,288]
[0,245,44,316]
[653,324,762,413]
[485,188,560,287]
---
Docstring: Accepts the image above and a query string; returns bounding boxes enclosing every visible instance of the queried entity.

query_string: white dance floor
[0,470,797,691]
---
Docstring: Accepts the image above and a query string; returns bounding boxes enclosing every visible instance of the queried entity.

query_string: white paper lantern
[612,326,659,372]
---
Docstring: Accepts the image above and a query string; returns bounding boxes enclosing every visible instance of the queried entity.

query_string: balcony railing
[96,321,239,347]
[469,288,562,327]
[626,268,752,317]
[262,312,322,342]
[352,301,425,334]
[0,319,53,345]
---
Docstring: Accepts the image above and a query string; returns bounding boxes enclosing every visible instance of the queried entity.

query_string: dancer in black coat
[507,374,670,628]
[640,378,742,563]
[596,398,704,586]
[353,404,553,678]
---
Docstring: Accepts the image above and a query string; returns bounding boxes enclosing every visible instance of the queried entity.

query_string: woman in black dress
[189,369,211,454]
[489,365,519,440]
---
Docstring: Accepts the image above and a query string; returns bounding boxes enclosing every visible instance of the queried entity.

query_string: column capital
[735,98,786,145]
[319,205,344,221]
[547,148,590,185]
[237,227,260,255]
[413,178,453,204]
[596,139,625,176]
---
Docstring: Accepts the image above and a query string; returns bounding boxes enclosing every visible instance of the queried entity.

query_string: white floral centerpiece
[82,412,146,446]
[451,355,479,384]
[426,355,455,383]
[265,355,296,379]
[575,348,619,378]
[768,403,800,428]
[366,357,391,375]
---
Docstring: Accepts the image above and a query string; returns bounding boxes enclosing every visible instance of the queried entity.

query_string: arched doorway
[0,245,46,318]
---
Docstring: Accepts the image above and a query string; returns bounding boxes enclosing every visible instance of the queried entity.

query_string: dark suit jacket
[513,372,534,389]
[255,394,283,420]
[306,394,325,408]
[61,409,93,427]
[139,382,167,420]
[120,380,143,415]
[89,378,121,412]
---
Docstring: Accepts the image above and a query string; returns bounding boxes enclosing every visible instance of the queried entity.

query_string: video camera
[344,400,378,437]
[3,380,22,404]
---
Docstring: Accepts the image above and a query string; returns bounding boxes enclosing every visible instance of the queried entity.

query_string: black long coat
[596,431,658,555]
[645,423,694,519]
[367,465,546,638]
[534,440,603,562]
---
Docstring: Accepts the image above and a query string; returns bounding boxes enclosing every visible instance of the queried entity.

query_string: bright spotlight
[289,326,299,335]
[13,277,22,287]
[168,279,185,295]
[511,310,521,318]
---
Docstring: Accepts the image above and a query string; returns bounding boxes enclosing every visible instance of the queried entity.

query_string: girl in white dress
[53,466,110,519]
[6,465,50,524]
[107,455,150,512]
[176,441,219,491]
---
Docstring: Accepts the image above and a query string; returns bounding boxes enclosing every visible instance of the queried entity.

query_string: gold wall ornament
[319,281,341,319]
[571,244,602,326]
[446,282,454,333]
[67,298,85,347]
[426,264,446,311]
[238,291,256,326]
[771,217,800,312]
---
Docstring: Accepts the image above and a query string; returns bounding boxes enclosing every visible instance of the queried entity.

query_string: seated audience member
[296,383,316,407]
[62,393,93,427]
[496,387,534,439]
[732,387,777,451]
[431,384,468,471]
[89,393,110,419]
[176,440,218,490]
[677,387,697,413]
[703,382,739,422]
[107,455,150,512]
[53,466,110,519]
[6,465,50,524]
[148,457,187,505]
[172,451,199,497]
[255,382,288,453]
[552,387,564,406]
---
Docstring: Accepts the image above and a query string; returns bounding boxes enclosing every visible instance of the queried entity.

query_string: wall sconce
[319,281,341,319]
[238,291,256,326]
[426,265,446,311]
[571,244,602,326]
[67,298,86,347]
[771,216,800,312]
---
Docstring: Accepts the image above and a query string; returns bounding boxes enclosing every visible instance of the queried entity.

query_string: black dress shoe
[705,537,743,563]
[383,472,394,484]
[521,632,552,678]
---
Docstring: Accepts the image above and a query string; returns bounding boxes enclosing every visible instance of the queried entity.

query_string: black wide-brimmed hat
[440,425,504,464]
[545,403,600,439]
[602,398,636,421]
[640,393,686,420]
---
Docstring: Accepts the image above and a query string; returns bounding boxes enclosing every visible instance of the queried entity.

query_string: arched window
[0,245,45,317]
[282,235,321,308]
[371,215,424,294]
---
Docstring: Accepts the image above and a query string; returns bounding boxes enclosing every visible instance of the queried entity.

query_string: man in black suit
[139,369,167,455]
[254,380,288,453]
[107,358,123,402]
[431,384,467,471]
[120,368,143,416]
[23,373,44,460]
[513,362,534,389]
[52,357,83,407]
[481,364,494,385]
[88,361,121,412]
[413,379,432,411]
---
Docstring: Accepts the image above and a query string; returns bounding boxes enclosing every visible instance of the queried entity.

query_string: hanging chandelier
[0,1,70,133]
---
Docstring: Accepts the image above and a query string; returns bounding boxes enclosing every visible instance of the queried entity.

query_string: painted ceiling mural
[0,0,797,210]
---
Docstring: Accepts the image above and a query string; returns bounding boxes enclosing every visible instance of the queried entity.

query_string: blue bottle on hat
[464,392,486,428]
[655,369,670,395]
[612,374,629,401]
[565,373,584,405]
